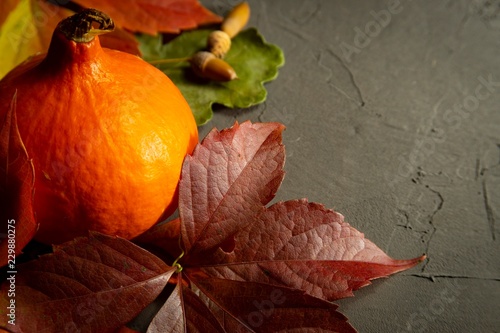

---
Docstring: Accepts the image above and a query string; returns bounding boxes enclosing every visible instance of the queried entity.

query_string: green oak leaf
[138,28,285,126]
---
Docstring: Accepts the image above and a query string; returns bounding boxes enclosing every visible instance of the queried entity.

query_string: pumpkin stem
[57,9,114,43]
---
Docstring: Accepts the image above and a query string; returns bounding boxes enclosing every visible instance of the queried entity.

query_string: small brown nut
[190,51,238,82]
[221,2,250,38]
[207,30,231,58]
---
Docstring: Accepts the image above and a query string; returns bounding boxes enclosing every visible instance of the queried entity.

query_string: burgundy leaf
[0,233,174,333]
[134,218,183,261]
[147,273,224,333]
[0,92,37,267]
[0,118,425,332]
[179,121,285,259]
[143,120,424,332]
[189,275,357,333]
[147,283,184,333]
[200,199,425,301]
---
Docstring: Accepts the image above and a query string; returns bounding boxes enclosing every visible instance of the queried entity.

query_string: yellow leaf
[0,0,70,79]
[0,0,20,28]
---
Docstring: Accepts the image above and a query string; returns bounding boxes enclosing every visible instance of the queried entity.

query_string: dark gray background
[200,0,500,332]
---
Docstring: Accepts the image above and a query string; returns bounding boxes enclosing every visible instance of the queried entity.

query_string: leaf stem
[148,56,192,65]
[172,234,185,273]
[172,250,184,273]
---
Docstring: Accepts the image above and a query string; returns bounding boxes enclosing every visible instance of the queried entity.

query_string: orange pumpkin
[0,9,198,244]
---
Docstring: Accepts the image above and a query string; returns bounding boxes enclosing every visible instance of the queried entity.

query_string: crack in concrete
[386,176,445,259]
[386,208,427,254]
[478,143,500,241]
[274,1,323,40]
[403,273,500,282]
[396,209,411,228]
[256,102,267,123]
[275,20,315,42]
[326,48,365,107]
[475,157,481,180]
[395,208,429,234]
[482,178,496,241]
[420,184,444,273]
[290,0,322,26]
[316,51,358,106]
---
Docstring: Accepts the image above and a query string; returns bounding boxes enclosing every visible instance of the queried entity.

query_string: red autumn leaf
[73,0,222,35]
[99,28,141,56]
[179,121,285,260]
[190,277,357,332]
[200,199,426,301]
[142,121,423,332]
[0,120,424,332]
[134,217,183,260]
[0,232,174,333]
[0,92,37,267]
[147,274,225,332]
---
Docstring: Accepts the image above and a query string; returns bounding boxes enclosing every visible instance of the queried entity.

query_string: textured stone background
[199,0,500,332]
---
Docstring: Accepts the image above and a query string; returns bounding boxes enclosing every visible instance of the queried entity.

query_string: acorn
[207,30,231,58]
[189,51,238,82]
[221,2,250,38]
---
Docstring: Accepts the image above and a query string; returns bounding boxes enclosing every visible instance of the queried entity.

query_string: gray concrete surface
[200,0,500,332]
